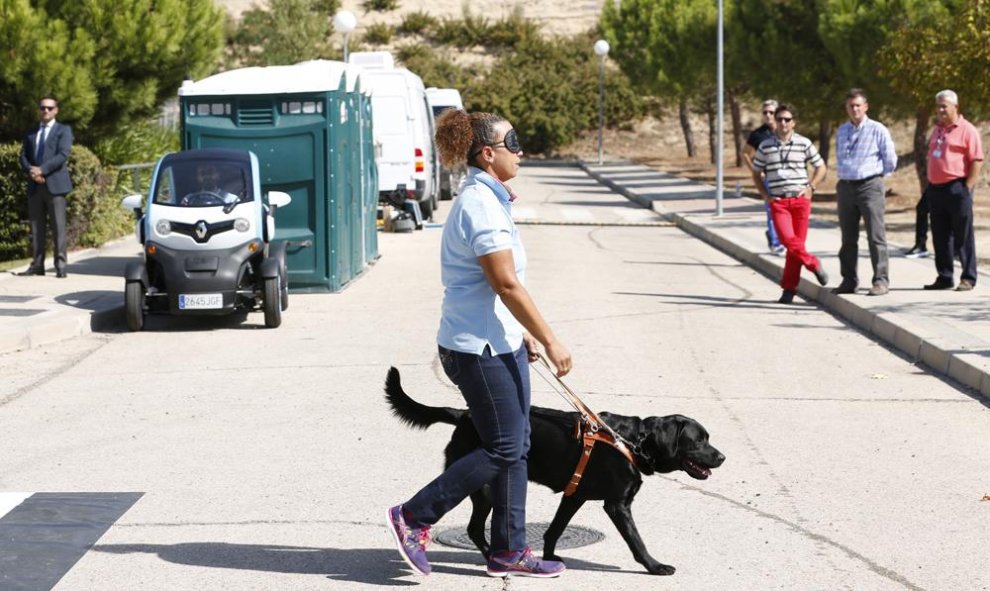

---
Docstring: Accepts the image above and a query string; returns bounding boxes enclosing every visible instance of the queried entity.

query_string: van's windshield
[154,160,253,208]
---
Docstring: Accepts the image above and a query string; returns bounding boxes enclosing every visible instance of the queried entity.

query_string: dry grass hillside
[215,0,990,267]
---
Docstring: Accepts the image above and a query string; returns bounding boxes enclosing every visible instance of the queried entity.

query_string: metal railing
[117,162,156,195]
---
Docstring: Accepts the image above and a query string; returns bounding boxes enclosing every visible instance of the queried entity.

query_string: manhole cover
[433,523,605,551]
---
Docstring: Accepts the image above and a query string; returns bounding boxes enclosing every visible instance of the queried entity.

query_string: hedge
[0,142,132,262]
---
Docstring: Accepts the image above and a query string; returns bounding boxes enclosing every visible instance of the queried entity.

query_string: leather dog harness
[533,355,640,496]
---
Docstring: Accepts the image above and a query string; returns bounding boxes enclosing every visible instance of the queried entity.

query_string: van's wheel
[263,275,282,328]
[125,281,144,331]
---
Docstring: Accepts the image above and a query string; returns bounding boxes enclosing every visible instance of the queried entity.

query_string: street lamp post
[715,0,724,216]
[333,10,357,62]
[593,40,610,165]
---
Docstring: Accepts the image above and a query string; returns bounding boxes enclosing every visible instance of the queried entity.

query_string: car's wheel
[263,275,282,328]
[125,281,144,331]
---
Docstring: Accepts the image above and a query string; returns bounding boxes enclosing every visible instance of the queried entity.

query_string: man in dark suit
[18,96,74,278]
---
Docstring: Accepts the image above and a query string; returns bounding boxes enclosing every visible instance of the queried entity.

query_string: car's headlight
[234,218,250,232]
[155,219,171,235]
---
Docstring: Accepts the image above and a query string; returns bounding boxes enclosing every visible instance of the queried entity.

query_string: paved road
[1,163,988,590]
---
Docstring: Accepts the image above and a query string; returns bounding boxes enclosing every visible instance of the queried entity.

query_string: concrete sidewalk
[583,160,990,398]
[0,238,140,354]
[3,161,990,401]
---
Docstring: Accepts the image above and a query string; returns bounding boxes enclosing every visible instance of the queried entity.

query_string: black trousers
[927,179,977,284]
[27,183,68,272]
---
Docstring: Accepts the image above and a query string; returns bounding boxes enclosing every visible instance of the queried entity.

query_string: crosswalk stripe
[0,492,143,591]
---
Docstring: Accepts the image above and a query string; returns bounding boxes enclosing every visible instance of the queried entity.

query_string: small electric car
[120,148,291,330]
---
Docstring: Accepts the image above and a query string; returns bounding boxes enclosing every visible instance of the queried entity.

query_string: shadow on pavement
[68,256,141,278]
[94,543,624,584]
[54,290,120,311]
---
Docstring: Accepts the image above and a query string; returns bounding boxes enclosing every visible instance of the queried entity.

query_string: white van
[350,51,440,222]
[426,87,466,200]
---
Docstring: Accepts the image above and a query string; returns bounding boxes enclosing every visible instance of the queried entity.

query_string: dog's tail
[385,367,465,429]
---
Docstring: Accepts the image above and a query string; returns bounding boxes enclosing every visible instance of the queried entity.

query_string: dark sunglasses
[471,128,523,160]
[775,117,793,123]
[492,129,522,154]
[39,105,57,112]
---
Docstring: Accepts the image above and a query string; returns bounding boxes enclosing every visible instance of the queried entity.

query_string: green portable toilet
[178,60,378,292]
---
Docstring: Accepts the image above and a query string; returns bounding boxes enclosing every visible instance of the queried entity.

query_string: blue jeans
[403,345,531,553]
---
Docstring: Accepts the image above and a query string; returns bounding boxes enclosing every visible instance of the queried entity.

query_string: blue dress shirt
[836,116,898,181]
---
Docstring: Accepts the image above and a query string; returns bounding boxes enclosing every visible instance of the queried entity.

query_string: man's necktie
[36,125,46,163]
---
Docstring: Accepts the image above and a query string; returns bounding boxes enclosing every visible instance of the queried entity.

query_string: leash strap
[532,353,639,496]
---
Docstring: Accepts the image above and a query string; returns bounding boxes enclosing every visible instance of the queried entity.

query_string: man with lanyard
[752,103,829,304]
[922,89,984,291]
[832,89,898,296]
[743,99,785,256]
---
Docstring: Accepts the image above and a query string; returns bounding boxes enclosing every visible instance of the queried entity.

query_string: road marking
[0,492,143,590]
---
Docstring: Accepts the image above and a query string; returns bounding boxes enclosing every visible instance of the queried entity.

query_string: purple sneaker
[486,547,566,578]
[386,505,432,575]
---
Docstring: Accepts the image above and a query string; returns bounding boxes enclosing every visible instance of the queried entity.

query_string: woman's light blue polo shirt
[437,167,526,355]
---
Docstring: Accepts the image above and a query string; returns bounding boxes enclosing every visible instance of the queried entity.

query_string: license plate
[178,293,223,310]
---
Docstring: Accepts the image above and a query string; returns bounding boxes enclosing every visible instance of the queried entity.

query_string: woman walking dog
[386,110,571,578]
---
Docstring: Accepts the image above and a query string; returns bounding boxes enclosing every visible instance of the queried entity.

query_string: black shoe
[814,266,829,286]
[778,290,795,304]
[904,245,929,258]
[56,270,67,278]
[923,279,954,290]
[831,282,857,295]
[15,268,44,276]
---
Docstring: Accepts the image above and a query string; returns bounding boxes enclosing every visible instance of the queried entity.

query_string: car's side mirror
[121,193,143,218]
[267,191,292,210]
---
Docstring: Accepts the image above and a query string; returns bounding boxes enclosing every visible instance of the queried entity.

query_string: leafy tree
[877,0,987,191]
[602,0,727,159]
[0,0,98,142]
[730,0,845,161]
[0,0,224,144]
[226,0,340,67]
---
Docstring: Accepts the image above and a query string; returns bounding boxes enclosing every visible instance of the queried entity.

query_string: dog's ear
[640,416,683,473]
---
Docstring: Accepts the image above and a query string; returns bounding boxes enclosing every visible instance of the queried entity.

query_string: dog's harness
[533,354,640,496]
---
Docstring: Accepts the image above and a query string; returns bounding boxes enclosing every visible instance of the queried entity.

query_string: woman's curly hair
[434,110,505,168]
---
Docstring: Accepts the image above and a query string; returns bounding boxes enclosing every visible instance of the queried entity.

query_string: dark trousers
[927,179,977,284]
[27,184,68,272]
[404,345,531,553]
[837,176,888,286]
[914,191,929,249]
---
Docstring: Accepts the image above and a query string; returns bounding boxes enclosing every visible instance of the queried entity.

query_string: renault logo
[195,221,208,240]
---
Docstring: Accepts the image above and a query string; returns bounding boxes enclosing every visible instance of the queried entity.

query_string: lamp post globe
[593,40,610,164]
[333,10,357,62]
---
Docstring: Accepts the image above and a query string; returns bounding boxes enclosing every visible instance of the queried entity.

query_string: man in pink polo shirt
[923,89,984,291]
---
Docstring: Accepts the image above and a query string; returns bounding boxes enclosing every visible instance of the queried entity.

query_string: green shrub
[483,7,541,48]
[362,0,399,12]
[0,143,131,262]
[468,34,644,155]
[363,22,394,45]
[395,44,478,91]
[433,14,490,48]
[397,10,437,35]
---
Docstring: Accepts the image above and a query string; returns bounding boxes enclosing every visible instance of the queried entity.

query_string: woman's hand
[523,333,540,362]
[545,340,572,377]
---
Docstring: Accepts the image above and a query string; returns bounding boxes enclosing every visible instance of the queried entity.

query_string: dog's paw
[646,562,675,576]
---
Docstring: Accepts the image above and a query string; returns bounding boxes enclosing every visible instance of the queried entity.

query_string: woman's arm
[478,249,572,376]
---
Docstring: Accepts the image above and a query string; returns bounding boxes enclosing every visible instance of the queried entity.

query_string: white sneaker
[905,245,929,258]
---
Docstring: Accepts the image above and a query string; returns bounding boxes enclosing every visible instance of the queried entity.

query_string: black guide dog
[384,367,725,575]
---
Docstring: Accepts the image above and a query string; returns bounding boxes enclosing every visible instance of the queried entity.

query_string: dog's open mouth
[682,459,713,480]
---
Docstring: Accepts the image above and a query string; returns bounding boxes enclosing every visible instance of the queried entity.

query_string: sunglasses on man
[39,105,57,112]
[775,116,793,123]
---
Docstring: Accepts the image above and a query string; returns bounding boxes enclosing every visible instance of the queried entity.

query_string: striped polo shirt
[752,133,824,196]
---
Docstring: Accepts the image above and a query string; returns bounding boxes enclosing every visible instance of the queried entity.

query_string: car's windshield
[154,160,253,208]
